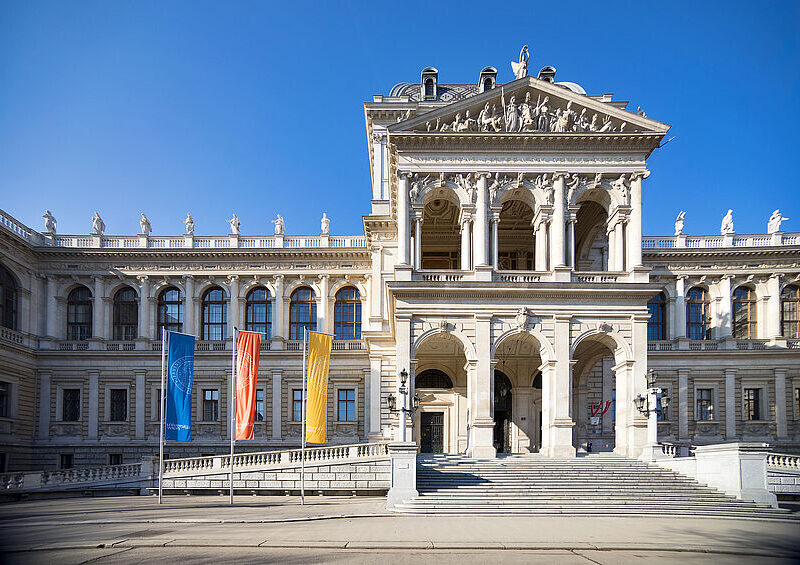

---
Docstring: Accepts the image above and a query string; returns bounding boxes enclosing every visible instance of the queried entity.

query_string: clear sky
[1,0,798,237]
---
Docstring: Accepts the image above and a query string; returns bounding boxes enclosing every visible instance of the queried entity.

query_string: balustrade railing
[0,209,34,242]
[767,453,800,470]
[413,270,466,282]
[0,462,144,492]
[572,272,619,283]
[647,341,674,351]
[643,233,800,249]
[493,271,543,283]
[331,340,365,351]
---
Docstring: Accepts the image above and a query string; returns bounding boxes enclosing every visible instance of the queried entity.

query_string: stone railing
[493,271,543,283]
[643,232,800,250]
[413,270,467,282]
[767,453,800,471]
[0,209,37,242]
[43,233,368,249]
[736,339,768,350]
[688,340,719,351]
[647,340,675,351]
[0,461,148,493]
[0,327,35,348]
[331,340,366,351]
[572,272,619,283]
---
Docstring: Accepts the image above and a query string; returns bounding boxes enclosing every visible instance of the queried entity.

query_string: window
[732,286,757,339]
[113,287,138,341]
[255,389,265,422]
[0,382,8,418]
[109,389,127,422]
[60,454,74,469]
[0,265,17,330]
[686,287,710,340]
[0,453,6,473]
[744,388,761,421]
[203,389,219,421]
[334,287,361,340]
[109,453,123,466]
[424,78,434,98]
[245,287,272,339]
[157,287,183,335]
[62,388,80,421]
[696,388,713,421]
[292,389,304,422]
[67,286,92,340]
[647,292,667,340]
[289,287,316,340]
[782,285,800,338]
[201,287,227,340]
[796,388,800,420]
[337,389,356,422]
[416,369,454,389]
[656,388,669,421]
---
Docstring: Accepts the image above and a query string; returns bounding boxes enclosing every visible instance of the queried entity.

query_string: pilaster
[775,368,787,439]
[271,370,282,439]
[135,370,146,439]
[471,313,495,458]
[551,173,567,267]
[396,171,411,267]
[88,370,99,440]
[38,371,51,440]
[678,368,689,440]
[368,356,383,439]
[725,368,737,439]
[474,173,490,267]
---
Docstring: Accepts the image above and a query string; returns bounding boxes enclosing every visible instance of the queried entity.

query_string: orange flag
[235,331,261,440]
[306,331,333,444]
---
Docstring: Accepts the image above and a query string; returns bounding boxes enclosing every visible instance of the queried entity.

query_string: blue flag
[166,332,194,441]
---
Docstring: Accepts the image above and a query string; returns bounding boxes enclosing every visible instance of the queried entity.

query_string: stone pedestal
[469,419,496,459]
[386,442,418,508]
[693,443,777,508]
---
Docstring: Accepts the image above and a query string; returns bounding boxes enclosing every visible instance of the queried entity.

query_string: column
[228,275,239,335]
[460,217,471,271]
[45,276,57,338]
[602,357,614,436]
[718,275,733,339]
[88,370,99,440]
[38,371,51,440]
[539,360,556,455]
[627,171,647,268]
[674,276,687,339]
[183,276,195,337]
[92,276,105,339]
[135,370,146,439]
[567,214,576,268]
[614,221,625,272]
[549,316,575,457]
[767,274,782,339]
[607,223,617,271]
[368,356,383,439]
[630,317,650,458]
[678,368,689,440]
[273,275,284,340]
[397,172,411,266]
[271,370,282,439]
[414,213,423,269]
[490,212,499,270]
[725,368,737,439]
[317,274,329,334]
[395,314,412,441]
[534,220,546,271]
[551,174,566,267]
[370,247,382,323]
[775,368,787,439]
[474,173,489,266]
[471,314,495,458]
[225,370,232,438]
[137,276,150,340]
[371,132,386,200]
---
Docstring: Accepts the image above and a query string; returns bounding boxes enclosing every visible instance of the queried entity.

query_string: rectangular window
[109,389,127,422]
[696,388,713,421]
[744,388,761,421]
[657,388,669,421]
[796,388,800,420]
[255,389,265,422]
[337,389,356,422]
[0,382,8,418]
[63,389,80,422]
[108,453,123,466]
[203,389,219,421]
[60,454,74,469]
[292,389,304,422]
[0,453,6,473]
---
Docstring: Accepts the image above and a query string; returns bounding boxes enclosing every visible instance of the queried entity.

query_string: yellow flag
[306,331,332,444]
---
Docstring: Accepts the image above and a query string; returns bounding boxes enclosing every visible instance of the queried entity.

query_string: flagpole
[301,326,308,505]
[230,327,237,505]
[158,328,167,504]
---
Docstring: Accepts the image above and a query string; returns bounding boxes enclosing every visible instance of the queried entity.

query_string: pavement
[0,494,798,564]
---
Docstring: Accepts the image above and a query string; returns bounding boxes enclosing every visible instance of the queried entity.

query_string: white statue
[183,213,194,236]
[91,211,105,235]
[674,211,685,236]
[272,214,285,235]
[320,213,330,235]
[139,213,151,235]
[768,209,788,234]
[42,210,56,234]
[228,213,240,235]
[505,96,519,132]
[511,45,529,80]
[720,209,735,235]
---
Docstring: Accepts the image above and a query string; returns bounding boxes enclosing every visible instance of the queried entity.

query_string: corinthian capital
[397,170,413,180]
[552,172,570,181]
[630,170,651,181]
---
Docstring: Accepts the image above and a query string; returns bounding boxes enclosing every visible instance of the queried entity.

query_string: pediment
[388,76,669,136]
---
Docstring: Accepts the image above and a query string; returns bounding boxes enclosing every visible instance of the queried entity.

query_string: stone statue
[511,45,530,80]
[566,173,581,204]
[674,211,685,236]
[139,213,151,235]
[272,214,285,235]
[768,209,788,234]
[535,97,550,131]
[505,96,520,132]
[183,213,194,235]
[720,209,735,235]
[611,174,629,201]
[320,213,330,235]
[519,92,536,131]
[228,213,240,235]
[91,211,105,235]
[515,307,530,330]
[42,210,56,234]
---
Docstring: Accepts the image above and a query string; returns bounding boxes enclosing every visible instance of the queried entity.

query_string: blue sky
[1,1,798,237]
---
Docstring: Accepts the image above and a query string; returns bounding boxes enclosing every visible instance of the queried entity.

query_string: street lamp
[387,368,420,442]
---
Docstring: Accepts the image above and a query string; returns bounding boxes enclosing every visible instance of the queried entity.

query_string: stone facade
[0,60,799,472]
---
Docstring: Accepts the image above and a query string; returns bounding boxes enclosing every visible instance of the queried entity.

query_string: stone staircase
[392,453,793,519]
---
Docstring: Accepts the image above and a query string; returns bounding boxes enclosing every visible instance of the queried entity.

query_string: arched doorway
[494,370,513,453]
[571,338,617,453]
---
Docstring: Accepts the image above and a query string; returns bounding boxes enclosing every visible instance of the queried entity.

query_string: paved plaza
[0,495,798,563]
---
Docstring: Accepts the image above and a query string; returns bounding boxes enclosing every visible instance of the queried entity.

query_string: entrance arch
[494,370,513,453]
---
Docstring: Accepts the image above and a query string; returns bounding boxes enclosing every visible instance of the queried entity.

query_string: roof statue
[228,213,240,235]
[272,214,285,235]
[42,210,56,234]
[511,45,529,80]
[674,211,685,236]
[183,213,194,235]
[768,209,788,234]
[91,211,105,236]
[320,213,330,235]
[720,209,734,235]
[139,213,151,235]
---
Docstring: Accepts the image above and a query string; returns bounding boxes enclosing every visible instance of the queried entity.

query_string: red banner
[235,331,261,440]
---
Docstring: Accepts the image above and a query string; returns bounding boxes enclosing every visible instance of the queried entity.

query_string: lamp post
[634,369,670,460]
[387,369,420,442]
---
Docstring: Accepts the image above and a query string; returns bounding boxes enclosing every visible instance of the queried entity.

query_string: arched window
[289,287,316,340]
[0,265,17,330]
[157,287,183,335]
[245,287,272,339]
[67,286,92,340]
[333,287,361,340]
[424,78,434,98]
[686,287,710,340]
[732,286,757,339]
[782,285,800,338]
[647,292,667,340]
[415,369,453,389]
[483,77,493,91]
[112,287,138,341]
[201,287,227,340]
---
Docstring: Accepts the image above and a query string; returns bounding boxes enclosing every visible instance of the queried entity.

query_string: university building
[1,60,799,473]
